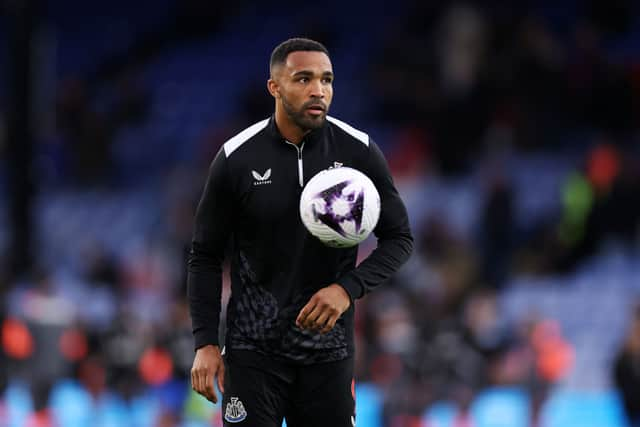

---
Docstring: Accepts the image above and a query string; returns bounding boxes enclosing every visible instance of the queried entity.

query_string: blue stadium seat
[470,387,530,427]
[422,401,459,427]
[5,381,32,427]
[354,383,384,427]
[49,380,93,427]
[541,390,628,427]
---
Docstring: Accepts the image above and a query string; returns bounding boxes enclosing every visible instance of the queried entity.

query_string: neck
[274,106,307,144]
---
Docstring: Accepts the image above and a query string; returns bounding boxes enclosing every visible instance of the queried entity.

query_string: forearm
[187,245,223,350]
[340,140,414,300]
[187,149,233,350]
[338,231,413,300]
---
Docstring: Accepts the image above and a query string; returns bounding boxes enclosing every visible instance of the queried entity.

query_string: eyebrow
[291,70,334,78]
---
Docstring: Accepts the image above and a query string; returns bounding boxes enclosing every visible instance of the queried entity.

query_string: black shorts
[221,350,355,427]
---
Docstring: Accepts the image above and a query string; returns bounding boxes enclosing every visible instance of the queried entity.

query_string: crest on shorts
[224,397,247,423]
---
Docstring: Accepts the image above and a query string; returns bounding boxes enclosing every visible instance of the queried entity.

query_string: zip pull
[297,142,305,187]
[285,140,305,188]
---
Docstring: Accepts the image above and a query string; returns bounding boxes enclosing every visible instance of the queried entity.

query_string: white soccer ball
[300,166,381,248]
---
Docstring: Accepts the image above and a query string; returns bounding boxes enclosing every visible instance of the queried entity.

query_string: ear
[267,78,280,99]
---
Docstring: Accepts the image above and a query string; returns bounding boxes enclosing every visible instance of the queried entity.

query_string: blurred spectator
[56,78,113,186]
[597,153,640,245]
[478,176,514,288]
[108,66,150,128]
[417,215,479,316]
[489,315,574,427]
[55,67,150,188]
[614,304,640,427]
[77,354,107,401]
[385,127,431,181]
[463,289,511,364]
[557,143,640,270]
[163,298,195,382]
[100,309,147,401]
[9,270,77,425]
[568,25,635,134]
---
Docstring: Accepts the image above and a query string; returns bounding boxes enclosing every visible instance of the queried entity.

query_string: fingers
[206,368,217,403]
[297,298,338,332]
[297,286,351,332]
[302,305,324,330]
[313,310,331,331]
[192,368,216,402]
[296,299,317,328]
[319,312,340,334]
[191,347,223,404]
[191,369,201,398]
[297,298,325,330]
[217,361,225,394]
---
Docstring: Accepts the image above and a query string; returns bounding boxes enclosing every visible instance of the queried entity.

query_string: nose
[309,79,325,99]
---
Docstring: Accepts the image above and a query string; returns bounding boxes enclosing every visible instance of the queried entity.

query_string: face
[269,51,334,131]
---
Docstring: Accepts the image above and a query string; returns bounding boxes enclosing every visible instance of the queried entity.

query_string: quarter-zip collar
[266,115,329,188]
[266,115,328,148]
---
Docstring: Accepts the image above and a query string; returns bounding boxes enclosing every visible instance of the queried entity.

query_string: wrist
[193,328,219,351]
[329,283,352,310]
[335,274,363,301]
[196,344,220,353]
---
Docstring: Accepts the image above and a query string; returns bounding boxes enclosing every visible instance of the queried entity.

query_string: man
[188,37,413,427]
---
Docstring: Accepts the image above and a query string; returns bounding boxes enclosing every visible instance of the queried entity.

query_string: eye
[322,77,333,84]
[298,77,309,83]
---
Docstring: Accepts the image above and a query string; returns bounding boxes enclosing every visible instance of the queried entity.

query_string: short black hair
[270,38,330,72]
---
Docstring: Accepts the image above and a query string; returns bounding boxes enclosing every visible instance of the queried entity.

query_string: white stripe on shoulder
[326,116,369,146]
[223,118,270,157]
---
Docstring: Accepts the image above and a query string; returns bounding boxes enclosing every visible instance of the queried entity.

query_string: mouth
[305,104,326,116]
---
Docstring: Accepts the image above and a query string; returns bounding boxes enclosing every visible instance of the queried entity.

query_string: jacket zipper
[285,141,305,187]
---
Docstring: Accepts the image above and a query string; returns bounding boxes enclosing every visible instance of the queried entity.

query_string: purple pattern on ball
[312,180,364,237]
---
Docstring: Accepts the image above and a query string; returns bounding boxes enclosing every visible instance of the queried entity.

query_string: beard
[281,95,328,131]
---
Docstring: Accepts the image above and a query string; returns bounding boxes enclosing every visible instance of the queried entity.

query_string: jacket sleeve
[187,149,234,350]
[337,140,413,300]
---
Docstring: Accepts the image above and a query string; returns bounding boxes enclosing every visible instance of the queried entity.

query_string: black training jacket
[187,115,413,364]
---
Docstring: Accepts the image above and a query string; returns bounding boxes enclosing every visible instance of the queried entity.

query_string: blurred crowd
[1,1,640,426]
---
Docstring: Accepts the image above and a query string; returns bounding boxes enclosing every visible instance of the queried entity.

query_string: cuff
[337,273,364,302]
[193,328,219,351]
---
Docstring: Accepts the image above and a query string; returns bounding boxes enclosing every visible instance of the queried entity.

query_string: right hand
[191,345,225,403]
